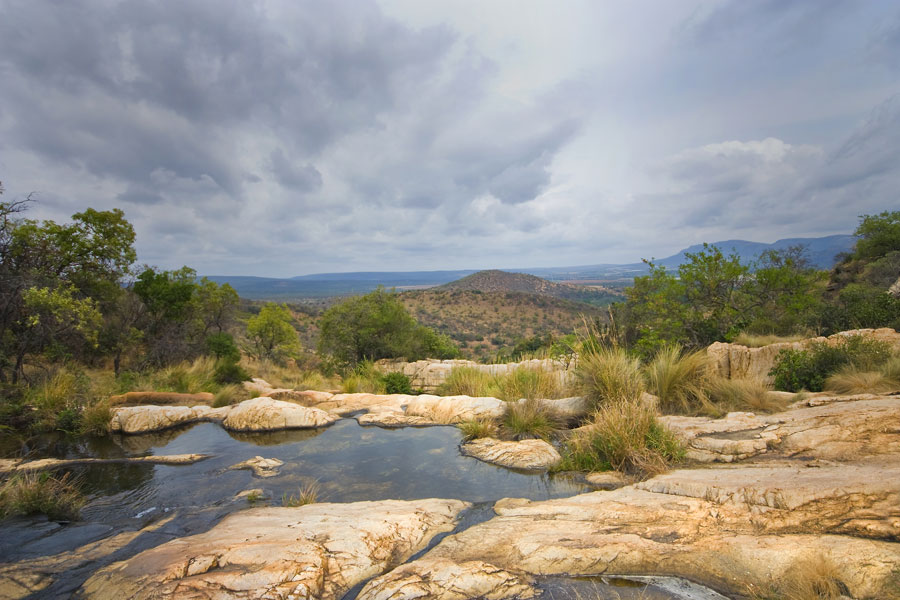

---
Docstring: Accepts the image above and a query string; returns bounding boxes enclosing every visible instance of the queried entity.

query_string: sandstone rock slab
[405,395,505,424]
[461,438,561,471]
[82,499,470,600]
[358,558,535,600]
[222,397,338,431]
[109,405,219,434]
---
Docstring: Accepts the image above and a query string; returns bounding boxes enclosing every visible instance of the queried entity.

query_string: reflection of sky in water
[78,420,588,523]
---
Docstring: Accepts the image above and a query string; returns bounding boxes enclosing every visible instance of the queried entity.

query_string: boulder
[242,378,274,396]
[356,408,436,428]
[358,558,535,600]
[584,471,630,489]
[460,438,561,471]
[313,393,412,416]
[81,499,470,600]
[266,389,335,405]
[222,397,338,431]
[228,456,284,478]
[405,395,505,424]
[109,405,221,434]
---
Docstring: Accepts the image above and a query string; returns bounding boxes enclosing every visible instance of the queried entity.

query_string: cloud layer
[1,0,898,275]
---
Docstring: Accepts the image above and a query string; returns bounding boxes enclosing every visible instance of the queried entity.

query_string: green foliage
[206,332,240,362]
[213,384,248,408]
[0,471,85,521]
[381,372,412,395]
[318,287,459,369]
[853,210,900,260]
[213,361,251,385]
[247,303,301,362]
[438,366,496,397]
[769,335,893,392]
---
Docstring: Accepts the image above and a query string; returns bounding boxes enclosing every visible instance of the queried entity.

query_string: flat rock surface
[2,454,211,472]
[358,558,535,600]
[81,499,470,600]
[109,405,227,434]
[461,438,562,470]
[405,394,506,424]
[227,455,284,478]
[222,397,339,431]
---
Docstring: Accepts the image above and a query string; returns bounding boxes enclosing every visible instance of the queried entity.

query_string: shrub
[0,471,84,521]
[494,367,565,402]
[770,336,893,392]
[502,399,563,441]
[80,400,112,435]
[55,407,82,433]
[437,366,495,397]
[214,361,251,385]
[557,399,683,478]
[644,345,710,414]
[574,346,645,408]
[381,372,412,395]
[458,418,498,440]
[341,363,385,394]
[205,332,241,362]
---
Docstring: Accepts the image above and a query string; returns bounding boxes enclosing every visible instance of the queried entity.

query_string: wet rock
[228,456,284,478]
[461,438,561,471]
[109,391,214,406]
[109,405,221,434]
[405,394,506,424]
[82,499,470,600]
[356,408,435,428]
[6,454,211,472]
[584,471,630,490]
[235,488,269,502]
[222,397,338,431]
[358,558,535,600]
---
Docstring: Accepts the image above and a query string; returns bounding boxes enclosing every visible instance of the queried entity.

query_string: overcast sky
[1,1,898,277]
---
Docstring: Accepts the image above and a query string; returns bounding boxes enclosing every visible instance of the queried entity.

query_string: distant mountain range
[207,234,855,300]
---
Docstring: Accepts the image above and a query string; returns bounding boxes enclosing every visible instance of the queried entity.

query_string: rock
[513,396,590,420]
[222,397,339,431]
[890,275,900,298]
[266,389,335,405]
[242,378,274,396]
[82,499,471,600]
[461,438,561,471]
[584,471,630,489]
[356,408,436,428]
[109,405,220,434]
[235,488,269,502]
[228,456,284,478]
[7,454,211,472]
[406,395,505,424]
[109,391,214,406]
[313,393,412,416]
[358,558,535,600]
[413,458,900,599]
[708,328,900,384]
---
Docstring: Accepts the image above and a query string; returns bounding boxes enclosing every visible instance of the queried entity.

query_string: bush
[214,361,251,385]
[770,336,893,392]
[381,372,412,395]
[644,345,710,414]
[494,367,566,402]
[0,471,84,521]
[502,399,563,441]
[556,399,683,478]
[205,332,240,362]
[574,346,645,408]
[80,400,112,435]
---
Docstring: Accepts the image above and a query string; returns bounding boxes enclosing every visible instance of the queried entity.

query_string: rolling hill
[439,270,621,306]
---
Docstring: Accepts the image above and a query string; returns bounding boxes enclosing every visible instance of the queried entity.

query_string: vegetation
[643,345,710,414]
[458,417,498,441]
[502,399,563,440]
[574,345,645,409]
[493,366,566,402]
[769,336,893,392]
[318,287,459,370]
[705,376,785,414]
[381,372,412,395]
[557,399,684,478]
[437,366,495,397]
[282,480,320,507]
[823,364,900,395]
[748,555,845,600]
[0,471,85,521]
[246,303,301,362]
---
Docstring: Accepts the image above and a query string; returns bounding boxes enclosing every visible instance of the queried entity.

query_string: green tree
[318,288,459,369]
[247,303,301,362]
[853,210,900,260]
[745,246,825,334]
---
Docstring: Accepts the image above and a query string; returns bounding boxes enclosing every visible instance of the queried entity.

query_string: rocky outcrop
[460,438,561,471]
[82,499,470,600]
[222,397,338,431]
[358,558,535,600]
[707,327,900,383]
[662,396,900,462]
[375,358,571,393]
[228,456,284,478]
[108,405,228,434]
[405,395,506,424]
[890,275,900,298]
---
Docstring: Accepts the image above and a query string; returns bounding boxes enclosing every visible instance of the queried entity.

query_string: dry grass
[282,480,320,507]
[437,366,496,397]
[749,555,845,600]
[733,332,809,348]
[823,364,900,395]
[213,384,250,408]
[502,398,564,440]
[0,471,85,521]
[644,345,710,415]
[706,376,786,414]
[574,346,645,409]
[494,366,567,402]
[418,403,461,425]
[80,400,112,435]
[557,399,684,478]
[458,417,499,440]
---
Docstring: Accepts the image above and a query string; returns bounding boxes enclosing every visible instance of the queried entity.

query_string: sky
[1,0,898,277]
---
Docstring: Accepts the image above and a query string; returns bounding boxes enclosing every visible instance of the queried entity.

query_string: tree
[745,246,825,335]
[247,303,301,362]
[853,210,900,260]
[318,287,459,369]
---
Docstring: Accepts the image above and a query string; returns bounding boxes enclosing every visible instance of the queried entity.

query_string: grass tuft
[733,332,809,348]
[458,418,499,441]
[80,400,112,435]
[494,366,566,402]
[0,471,85,521]
[437,366,496,397]
[706,376,786,414]
[213,384,249,408]
[556,399,684,478]
[282,480,320,507]
[823,365,899,395]
[644,345,710,414]
[502,398,564,441]
[574,346,645,409]
[749,554,845,600]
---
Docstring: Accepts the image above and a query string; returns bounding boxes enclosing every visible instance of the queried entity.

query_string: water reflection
[227,427,324,446]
